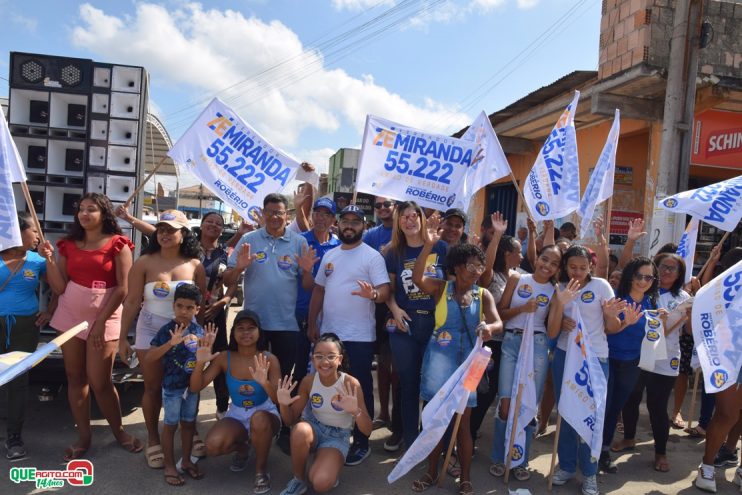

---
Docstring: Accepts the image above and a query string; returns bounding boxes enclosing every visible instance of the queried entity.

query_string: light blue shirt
[228,228,308,331]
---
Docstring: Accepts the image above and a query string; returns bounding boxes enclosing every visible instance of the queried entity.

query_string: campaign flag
[676,218,700,284]
[692,257,742,392]
[523,91,581,220]
[457,111,512,207]
[0,109,24,251]
[578,110,620,236]
[356,115,478,211]
[0,105,27,182]
[504,314,538,468]
[658,175,742,231]
[388,340,491,483]
[558,306,608,460]
[168,98,300,223]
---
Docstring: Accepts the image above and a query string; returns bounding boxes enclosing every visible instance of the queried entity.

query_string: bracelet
[371,289,378,301]
[352,408,363,418]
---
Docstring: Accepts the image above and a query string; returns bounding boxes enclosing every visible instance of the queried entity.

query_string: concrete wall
[699,1,742,77]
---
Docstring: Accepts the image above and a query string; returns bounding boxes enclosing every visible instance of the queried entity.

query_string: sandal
[447,454,462,478]
[146,443,165,469]
[611,440,636,453]
[671,414,686,429]
[118,434,144,454]
[616,422,624,434]
[654,455,670,472]
[513,466,531,481]
[488,463,506,477]
[253,472,271,494]
[192,434,207,458]
[685,425,707,438]
[183,464,205,480]
[165,473,185,486]
[412,473,437,492]
[63,445,89,462]
[458,480,474,495]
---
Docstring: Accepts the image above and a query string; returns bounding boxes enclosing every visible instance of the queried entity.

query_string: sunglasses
[633,273,656,282]
[374,201,393,209]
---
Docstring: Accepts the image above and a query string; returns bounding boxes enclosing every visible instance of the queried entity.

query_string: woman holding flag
[410,214,502,495]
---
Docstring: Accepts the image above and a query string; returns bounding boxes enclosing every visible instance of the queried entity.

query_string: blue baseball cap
[313,198,336,215]
[340,205,365,222]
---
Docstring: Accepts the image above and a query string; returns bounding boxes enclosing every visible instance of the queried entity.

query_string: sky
[0,0,602,188]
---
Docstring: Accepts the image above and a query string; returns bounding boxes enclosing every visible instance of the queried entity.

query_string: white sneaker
[581,475,599,495]
[551,468,575,486]
[695,465,717,493]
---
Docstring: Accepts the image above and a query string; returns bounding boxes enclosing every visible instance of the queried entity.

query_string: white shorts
[224,400,281,433]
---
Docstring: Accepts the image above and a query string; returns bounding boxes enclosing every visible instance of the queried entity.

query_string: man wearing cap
[308,205,391,466]
[441,208,467,246]
[294,198,341,385]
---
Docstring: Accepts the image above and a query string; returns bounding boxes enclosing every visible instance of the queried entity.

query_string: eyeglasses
[400,212,420,222]
[263,209,287,218]
[633,273,656,282]
[312,353,340,362]
[339,219,363,228]
[466,263,486,274]
[374,201,393,209]
[658,264,678,273]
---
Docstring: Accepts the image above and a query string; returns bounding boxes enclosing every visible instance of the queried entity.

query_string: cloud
[516,0,539,8]
[10,13,38,32]
[70,3,470,150]
[332,0,394,10]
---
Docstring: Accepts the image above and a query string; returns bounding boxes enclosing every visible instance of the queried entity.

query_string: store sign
[609,211,643,235]
[692,109,742,169]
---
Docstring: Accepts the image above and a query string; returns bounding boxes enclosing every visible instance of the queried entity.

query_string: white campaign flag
[524,91,581,221]
[692,258,742,393]
[388,340,491,483]
[0,109,24,251]
[659,175,742,231]
[167,98,300,223]
[558,305,608,460]
[0,105,27,182]
[356,115,477,211]
[676,218,700,284]
[457,111,511,207]
[504,314,538,468]
[578,110,619,236]
[639,310,667,371]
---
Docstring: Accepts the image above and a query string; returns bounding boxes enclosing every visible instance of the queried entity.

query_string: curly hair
[66,193,123,241]
[653,252,686,296]
[559,245,593,284]
[616,256,658,307]
[446,242,485,275]
[143,226,202,259]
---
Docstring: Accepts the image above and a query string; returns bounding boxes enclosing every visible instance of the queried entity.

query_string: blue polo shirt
[296,230,341,316]
[0,252,46,316]
[607,294,655,361]
[228,227,308,331]
[363,224,392,252]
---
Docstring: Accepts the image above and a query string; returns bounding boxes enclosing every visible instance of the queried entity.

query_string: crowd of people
[1,189,741,495]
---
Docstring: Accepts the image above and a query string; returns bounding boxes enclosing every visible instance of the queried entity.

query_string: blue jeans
[602,358,641,450]
[344,341,375,450]
[552,348,609,476]
[491,331,550,465]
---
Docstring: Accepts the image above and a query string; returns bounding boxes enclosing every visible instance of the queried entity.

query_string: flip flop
[182,465,205,480]
[671,417,686,429]
[611,443,636,453]
[654,457,670,472]
[411,473,437,492]
[63,445,89,461]
[685,426,707,438]
[118,435,144,454]
[165,474,185,486]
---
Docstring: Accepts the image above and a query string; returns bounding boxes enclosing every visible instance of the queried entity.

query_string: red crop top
[57,235,134,289]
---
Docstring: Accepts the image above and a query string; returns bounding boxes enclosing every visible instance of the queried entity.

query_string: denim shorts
[162,387,199,425]
[498,331,550,402]
[224,400,281,433]
[304,412,352,458]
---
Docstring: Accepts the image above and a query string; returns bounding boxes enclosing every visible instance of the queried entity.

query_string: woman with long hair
[119,209,206,469]
[50,193,142,460]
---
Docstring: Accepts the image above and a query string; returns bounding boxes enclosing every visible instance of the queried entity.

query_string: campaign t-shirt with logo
[653,288,692,376]
[0,251,46,317]
[607,295,655,361]
[151,320,204,390]
[557,277,615,359]
[505,273,555,334]
[384,241,447,312]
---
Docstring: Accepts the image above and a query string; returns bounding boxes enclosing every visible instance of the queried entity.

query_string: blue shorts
[162,387,199,426]
[304,413,351,458]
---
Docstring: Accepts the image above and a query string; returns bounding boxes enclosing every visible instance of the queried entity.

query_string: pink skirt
[50,281,123,341]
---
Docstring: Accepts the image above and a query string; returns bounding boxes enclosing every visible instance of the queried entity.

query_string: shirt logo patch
[536,294,550,307]
[241,399,255,409]
[239,384,255,396]
[183,335,198,352]
[647,317,661,330]
[437,331,452,347]
[581,291,595,303]
[184,358,196,373]
[255,251,268,264]
[310,393,324,408]
[331,394,344,412]
[277,255,293,270]
[22,269,36,281]
[646,330,660,342]
[517,284,533,299]
[670,358,679,370]
[152,281,170,298]
[324,262,334,277]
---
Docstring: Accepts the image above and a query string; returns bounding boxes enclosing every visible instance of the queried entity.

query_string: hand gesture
[332,379,360,415]
[249,352,271,386]
[562,317,577,332]
[627,218,647,242]
[556,279,581,305]
[38,240,54,261]
[622,302,643,326]
[277,375,300,407]
[196,323,219,362]
[708,244,722,263]
[520,298,538,314]
[424,212,441,245]
[602,297,627,320]
[470,233,482,249]
[491,211,508,235]
[351,280,375,299]
[293,185,310,210]
[295,245,319,273]
[593,217,607,245]
[391,307,411,332]
[236,243,256,271]
[119,339,134,365]
[169,322,189,346]
[527,217,537,234]
[237,220,252,236]
[543,219,554,231]
[115,204,134,223]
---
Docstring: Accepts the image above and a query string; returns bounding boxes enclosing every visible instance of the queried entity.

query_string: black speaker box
[10,52,92,91]
[29,100,49,124]
[62,193,79,216]
[67,104,86,127]
[28,190,44,211]
[27,145,47,169]
[65,149,84,172]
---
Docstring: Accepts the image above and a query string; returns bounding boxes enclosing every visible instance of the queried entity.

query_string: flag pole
[504,383,525,484]
[548,415,562,491]
[19,182,45,246]
[124,155,167,208]
[684,368,701,434]
[438,411,464,488]
[696,231,731,281]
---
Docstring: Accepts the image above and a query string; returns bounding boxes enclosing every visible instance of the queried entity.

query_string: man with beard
[363,196,395,251]
[308,205,391,466]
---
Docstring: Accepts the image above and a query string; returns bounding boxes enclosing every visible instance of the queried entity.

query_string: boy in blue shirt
[146,283,207,486]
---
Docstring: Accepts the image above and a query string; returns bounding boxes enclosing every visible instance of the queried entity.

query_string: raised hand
[491,211,508,235]
[556,278,581,305]
[295,244,319,272]
[332,379,360,415]
[602,297,627,320]
[627,218,647,242]
[169,322,189,347]
[249,352,271,386]
[236,243,256,271]
[351,280,375,299]
[293,185,310,210]
[196,324,219,362]
[115,204,134,223]
[277,375,300,407]
[593,217,607,245]
[424,212,442,245]
[520,298,538,314]
[470,233,482,249]
[623,302,643,326]
[527,217,537,234]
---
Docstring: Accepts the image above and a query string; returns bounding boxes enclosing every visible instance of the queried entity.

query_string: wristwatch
[371,289,378,301]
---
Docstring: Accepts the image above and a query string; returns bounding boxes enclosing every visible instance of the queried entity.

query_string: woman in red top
[50,193,143,460]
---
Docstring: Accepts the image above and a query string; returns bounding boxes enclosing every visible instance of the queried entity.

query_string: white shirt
[653,289,691,376]
[314,243,390,342]
[556,278,615,359]
[505,274,554,334]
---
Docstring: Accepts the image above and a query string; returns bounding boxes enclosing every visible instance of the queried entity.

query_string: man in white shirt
[308,205,391,466]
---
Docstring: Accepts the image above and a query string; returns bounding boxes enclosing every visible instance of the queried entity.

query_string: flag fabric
[0,105,27,182]
[578,110,620,236]
[0,108,24,251]
[458,111,512,207]
[504,314,538,468]
[692,257,742,393]
[658,175,742,231]
[558,305,608,460]
[355,115,477,211]
[167,98,300,224]
[676,218,700,284]
[523,91,581,221]
[388,339,491,483]
[638,310,667,371]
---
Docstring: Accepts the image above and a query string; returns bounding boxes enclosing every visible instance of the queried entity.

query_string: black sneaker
[5,434,26,460]
[345,446,370,466]
[599,451,617,474]
[277,430,291,456]
[714,445,739,468]
[383,432,403,452]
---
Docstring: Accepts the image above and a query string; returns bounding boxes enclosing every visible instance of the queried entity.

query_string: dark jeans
[699,389,717,429]
[345,341,375,450]
[261,330,298,378]
[602,358,641,450]
[622,370,676,455]
[0,315,40,436]
[208,307,229,412]
[470,340,502,441]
